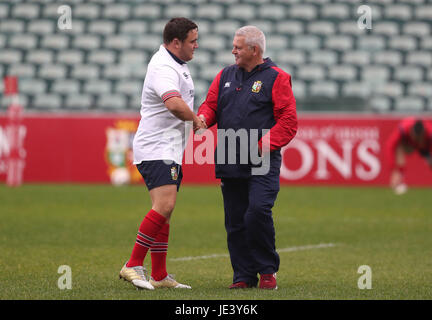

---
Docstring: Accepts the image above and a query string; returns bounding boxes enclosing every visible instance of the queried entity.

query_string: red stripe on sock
[126,210,166,268]
[151,223,170,281]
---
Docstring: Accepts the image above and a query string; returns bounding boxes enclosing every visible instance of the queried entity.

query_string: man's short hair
[235,25,266,54]
[163,17,198,44]
[413,119,425,136]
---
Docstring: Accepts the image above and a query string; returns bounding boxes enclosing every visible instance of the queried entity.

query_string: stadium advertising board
[279,117,384,185]
[0,114,431,186]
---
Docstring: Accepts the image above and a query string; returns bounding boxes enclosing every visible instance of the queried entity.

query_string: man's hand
[198,114,207,126]
[194,114,207,134]
[390,169,403,189]
[390,169,408,195]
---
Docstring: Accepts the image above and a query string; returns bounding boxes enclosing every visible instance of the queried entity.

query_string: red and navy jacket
[198,58,297,178]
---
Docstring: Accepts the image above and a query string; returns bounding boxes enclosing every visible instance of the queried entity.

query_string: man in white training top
[119,17,205,290]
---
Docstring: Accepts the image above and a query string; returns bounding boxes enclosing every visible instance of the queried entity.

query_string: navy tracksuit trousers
[220,165,280,286]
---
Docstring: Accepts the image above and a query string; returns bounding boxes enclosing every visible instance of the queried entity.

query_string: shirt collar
[164,47,186,65]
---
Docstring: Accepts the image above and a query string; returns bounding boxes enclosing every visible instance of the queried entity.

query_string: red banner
[278,115,432,186]
[0,113,431,186]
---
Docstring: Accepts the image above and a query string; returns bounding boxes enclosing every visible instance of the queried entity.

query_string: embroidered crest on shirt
[171,166,178,180]
[251,81,262,93]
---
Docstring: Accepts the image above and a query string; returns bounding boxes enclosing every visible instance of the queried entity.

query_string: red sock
[126,209,166,268]
[151,223,170,281]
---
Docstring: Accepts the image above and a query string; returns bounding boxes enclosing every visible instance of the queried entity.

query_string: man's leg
[148,184,177,281]
[120,185,175,290]
[244,166,280,278]
[126,184,176,268]
[121,161,188,289]
[150,222,170,281]
[147,184,191,289]
[221,178,259,287]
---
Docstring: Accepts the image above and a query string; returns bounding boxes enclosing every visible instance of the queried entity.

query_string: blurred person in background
[198,26,297,290]
[119,17,205,290]
[386,117,432,195]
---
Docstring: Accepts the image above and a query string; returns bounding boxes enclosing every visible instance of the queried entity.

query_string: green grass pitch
[0,184,431,300]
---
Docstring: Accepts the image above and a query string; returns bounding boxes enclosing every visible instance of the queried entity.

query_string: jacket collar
[238,57,274,80]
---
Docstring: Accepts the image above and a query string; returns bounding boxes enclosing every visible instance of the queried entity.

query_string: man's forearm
[165,97,198,122]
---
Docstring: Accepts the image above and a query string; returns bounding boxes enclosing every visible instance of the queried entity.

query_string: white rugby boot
[150,274,191,289]
[119,263,154,290]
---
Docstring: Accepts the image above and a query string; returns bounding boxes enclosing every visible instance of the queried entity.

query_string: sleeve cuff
[162,90,182,102]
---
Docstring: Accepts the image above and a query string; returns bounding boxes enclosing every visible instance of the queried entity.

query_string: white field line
[169,243,337,262]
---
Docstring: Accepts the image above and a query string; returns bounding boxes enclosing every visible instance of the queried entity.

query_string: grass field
[0,184,431,300]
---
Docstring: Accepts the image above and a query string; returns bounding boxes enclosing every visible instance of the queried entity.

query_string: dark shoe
[259,273,277,290]
[229,281,253,289]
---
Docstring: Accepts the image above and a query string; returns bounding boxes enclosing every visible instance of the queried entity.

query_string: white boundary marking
[169,243,337,262]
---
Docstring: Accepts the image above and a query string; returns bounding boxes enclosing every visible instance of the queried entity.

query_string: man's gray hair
[235,25,266,54]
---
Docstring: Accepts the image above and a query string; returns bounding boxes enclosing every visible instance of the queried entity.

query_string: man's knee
[150,185,177,218]
[153,200,175,218]
[247,198,273,217]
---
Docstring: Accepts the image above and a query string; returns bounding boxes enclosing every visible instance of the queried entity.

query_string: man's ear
[173,38,181,48]
[252,45,259,56]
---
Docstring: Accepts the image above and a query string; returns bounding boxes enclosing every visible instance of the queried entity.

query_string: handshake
[193,114,207,134]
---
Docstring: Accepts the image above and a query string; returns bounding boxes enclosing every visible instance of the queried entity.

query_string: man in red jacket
[386,117,432,194]
[197,26,297,289]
